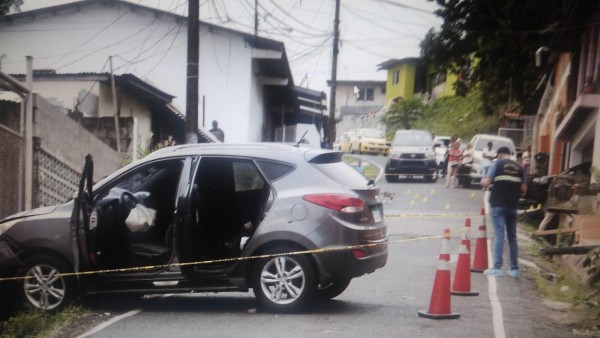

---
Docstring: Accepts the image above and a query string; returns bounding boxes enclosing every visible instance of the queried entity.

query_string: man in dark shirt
[210,120,225,142]
[481,146,527,278]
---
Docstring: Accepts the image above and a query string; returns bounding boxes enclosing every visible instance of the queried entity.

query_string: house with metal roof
[0,0,327,143]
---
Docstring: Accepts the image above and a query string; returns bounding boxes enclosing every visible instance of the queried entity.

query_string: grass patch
[518,217,600,329]
[0,306,87,338]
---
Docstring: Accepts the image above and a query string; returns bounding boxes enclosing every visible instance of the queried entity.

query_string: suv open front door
[174,156,197,275]
[70,154,95,274]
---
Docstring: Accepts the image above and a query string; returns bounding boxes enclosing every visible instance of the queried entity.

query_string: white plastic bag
[125,204,156,232]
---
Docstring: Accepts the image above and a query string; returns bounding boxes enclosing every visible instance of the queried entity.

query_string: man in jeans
[481,146,527,278]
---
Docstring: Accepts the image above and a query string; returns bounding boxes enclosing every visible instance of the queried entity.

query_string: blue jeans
[491,206,518,270]
[482,164,491,177]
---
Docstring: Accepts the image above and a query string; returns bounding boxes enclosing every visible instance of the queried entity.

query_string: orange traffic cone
[439,228,450,262]
[471,224,489,272]
[451,240,479,296]
[463,217,472,253]
[418,256,461,319]
[481,207,487,227]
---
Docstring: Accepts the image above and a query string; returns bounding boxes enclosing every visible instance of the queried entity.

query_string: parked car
[469,134,517,183]
[338,130,355,153]
[349,128,389,156]
[0,144,388,313]
[384,129,438,182]
[332,138,341,150]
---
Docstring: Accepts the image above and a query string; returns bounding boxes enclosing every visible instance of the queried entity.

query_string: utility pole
[254,0,258,35]
[186,0,199,144]
[25,56,33,210]
[109,56,122,155]
[328,0,341,147]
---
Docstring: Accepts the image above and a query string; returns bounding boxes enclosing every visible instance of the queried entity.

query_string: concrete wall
[34,94,122,182]
[18,79,154,156]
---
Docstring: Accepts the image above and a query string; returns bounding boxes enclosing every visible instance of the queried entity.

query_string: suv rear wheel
[253,247,315,313]
[315,278,351,300]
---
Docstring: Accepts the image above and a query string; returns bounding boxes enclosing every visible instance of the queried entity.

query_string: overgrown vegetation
[421,0,598,113]
[0,306,87,338]
[384,91,498,141]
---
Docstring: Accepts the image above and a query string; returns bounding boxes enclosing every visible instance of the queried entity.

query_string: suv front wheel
[17,255,75,312]
[253,247,315,312]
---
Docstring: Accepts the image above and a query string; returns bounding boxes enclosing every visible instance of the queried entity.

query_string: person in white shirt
[481,142,495,176]
[521,145,531,175]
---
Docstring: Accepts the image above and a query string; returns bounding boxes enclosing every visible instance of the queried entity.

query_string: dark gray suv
[0,143,388,312]
[385,130,438,182]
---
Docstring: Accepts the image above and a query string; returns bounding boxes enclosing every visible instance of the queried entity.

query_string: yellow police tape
[386,212,482,218]
[0,227,470,283]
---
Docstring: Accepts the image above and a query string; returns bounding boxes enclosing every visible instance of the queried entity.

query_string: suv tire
[315,278,351,300]
[17,255,75,312]
[253,247,315,313]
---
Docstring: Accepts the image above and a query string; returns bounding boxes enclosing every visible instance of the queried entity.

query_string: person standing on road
[321,136,330,149]
[457,143,474,188]
[521,145,531,175]
[481,146,527,278]
[210,120,225,142]
[446,140,462,188]
[482,142,495,177]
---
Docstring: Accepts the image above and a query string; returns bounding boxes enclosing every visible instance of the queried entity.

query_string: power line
[370,0,437,16]
[46,2,139,67]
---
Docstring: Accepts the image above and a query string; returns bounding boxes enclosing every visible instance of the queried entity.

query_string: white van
[469,134,517,182]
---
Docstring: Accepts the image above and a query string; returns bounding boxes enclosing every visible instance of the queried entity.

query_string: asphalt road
[72,154,575,338]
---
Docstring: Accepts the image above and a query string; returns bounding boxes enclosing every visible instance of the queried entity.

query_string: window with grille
[392,70,400,85]
[357,87,374,101]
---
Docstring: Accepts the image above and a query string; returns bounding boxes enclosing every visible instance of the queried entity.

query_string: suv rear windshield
[310,153,370,187]
[314,162,371,187]
[393,131,432,146]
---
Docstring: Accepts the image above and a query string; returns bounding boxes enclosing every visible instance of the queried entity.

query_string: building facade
[0,0,310,143]
[330,80,387,138]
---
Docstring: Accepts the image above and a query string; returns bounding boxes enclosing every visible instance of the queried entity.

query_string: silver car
[0,143,388,312]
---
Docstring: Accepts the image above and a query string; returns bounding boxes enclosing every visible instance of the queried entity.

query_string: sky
[18,0,442,93]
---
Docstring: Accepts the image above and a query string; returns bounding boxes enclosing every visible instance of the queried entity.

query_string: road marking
[76,308,142,338]
[422,197,428,203]
[486,238,507,338]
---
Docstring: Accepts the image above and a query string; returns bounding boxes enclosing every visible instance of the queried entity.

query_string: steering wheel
[120,191,138,210]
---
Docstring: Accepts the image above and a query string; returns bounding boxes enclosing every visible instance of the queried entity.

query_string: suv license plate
[371,206,382,223]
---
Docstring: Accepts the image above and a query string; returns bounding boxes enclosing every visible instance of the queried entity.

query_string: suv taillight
[303,194,365,213]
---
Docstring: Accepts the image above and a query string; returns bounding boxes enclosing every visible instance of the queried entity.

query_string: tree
[0,0,22,16]
[384,97,426,134]
[421,0,597,113]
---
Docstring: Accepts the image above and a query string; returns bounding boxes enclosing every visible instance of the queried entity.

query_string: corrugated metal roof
[0,91,22,103]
